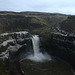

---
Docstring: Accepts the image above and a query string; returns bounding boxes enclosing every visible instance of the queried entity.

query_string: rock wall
[43,33,75,70]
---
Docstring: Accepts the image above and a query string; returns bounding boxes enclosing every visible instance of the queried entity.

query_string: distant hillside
[0,11,75,35]
[60,16,75,33]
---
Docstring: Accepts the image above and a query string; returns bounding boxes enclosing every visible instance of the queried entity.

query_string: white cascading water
[32,35,40,56]
[26,35,51,62]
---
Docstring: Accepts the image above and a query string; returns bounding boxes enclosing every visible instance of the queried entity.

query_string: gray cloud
[0,0,75,14]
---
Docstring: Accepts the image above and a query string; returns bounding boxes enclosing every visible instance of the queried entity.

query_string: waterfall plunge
[32,35,40,56]
[26,35,51,62]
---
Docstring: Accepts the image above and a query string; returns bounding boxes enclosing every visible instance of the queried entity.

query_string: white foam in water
[26,35,51,62]
[26,52,51,62]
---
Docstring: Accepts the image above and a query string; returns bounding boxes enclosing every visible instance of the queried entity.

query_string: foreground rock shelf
[20,59,73,75]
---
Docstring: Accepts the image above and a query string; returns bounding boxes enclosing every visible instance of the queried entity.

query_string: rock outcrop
[42,33,75,70]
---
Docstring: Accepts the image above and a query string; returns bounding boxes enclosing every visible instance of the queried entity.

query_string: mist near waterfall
[25,35,52,62]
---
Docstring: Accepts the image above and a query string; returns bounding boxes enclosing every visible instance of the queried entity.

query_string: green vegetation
[31,28,51,41]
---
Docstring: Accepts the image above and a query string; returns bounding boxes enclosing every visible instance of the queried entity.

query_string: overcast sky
[0,0,75,15]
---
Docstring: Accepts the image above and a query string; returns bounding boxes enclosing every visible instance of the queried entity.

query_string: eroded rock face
[42,33,75,70]
[0,31,33,61]
[0,31,33,75]
[9,39,33,61]
[0,31,75,75]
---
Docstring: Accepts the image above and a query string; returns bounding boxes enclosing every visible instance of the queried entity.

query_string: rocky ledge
[0,31,75,75]
[42,33,75,70]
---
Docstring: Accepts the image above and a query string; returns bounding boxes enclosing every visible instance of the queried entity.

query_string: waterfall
[26,35,51,62]
[32,35,40,56]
